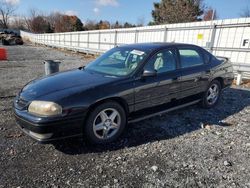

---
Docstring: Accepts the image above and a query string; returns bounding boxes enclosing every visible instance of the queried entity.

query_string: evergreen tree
[151,0,204,24]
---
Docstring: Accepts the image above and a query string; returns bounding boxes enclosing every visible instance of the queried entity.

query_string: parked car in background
[14,43,234,144]
[1,31,23,45]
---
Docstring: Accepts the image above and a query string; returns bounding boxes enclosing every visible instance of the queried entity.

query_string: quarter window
[179,49,204,68]
[203,50,211,64]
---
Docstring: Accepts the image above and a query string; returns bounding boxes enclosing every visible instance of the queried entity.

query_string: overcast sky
[7,0,250,24]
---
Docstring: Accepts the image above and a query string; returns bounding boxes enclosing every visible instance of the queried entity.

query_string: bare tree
[240,6,250,17]
[23,8,39,31]
[84,20,99,30]
[0,0,17,29]
[10,16,26,30]
[47,12,62,30]
[203,7,218,21]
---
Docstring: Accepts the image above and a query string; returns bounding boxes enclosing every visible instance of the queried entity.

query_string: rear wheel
[84,101,126,144]
[201,80,221,108]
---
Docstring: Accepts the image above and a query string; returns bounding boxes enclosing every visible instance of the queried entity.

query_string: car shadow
[52,87,250,155]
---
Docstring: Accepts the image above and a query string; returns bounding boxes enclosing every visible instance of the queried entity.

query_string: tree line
[1,0,249,34]
[14,9,140,33]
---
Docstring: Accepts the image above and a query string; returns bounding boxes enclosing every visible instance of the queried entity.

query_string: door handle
[194,76,201,82]
[172,77,180,81]
[205,70,211,74]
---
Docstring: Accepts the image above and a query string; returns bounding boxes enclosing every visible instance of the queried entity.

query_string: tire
[15,38,23,45]
[201,80,221,108]
[2,39,9,45]
[84,101,127,144]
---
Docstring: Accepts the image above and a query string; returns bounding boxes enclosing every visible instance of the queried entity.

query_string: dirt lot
[0,44,250,188]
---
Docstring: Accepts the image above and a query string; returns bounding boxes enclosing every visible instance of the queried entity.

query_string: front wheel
[84,101,126,144]
[201,80,221,108]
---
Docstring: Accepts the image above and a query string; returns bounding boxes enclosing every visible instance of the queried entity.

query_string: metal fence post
[114,30,118,47]
[64,33,66,46]
[87,32,90,49]
[98,31,101,50]
[134,30,139,43]
[70,33,72,47]
[209,24,217,53]
[61,34,62,46]
[163,27,168,42]
[78,32,80,47]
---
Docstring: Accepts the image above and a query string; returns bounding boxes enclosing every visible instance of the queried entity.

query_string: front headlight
[28,101,62,116]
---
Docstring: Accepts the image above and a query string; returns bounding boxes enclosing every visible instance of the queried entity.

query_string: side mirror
[142,69,157,77]
[78,66,85,70]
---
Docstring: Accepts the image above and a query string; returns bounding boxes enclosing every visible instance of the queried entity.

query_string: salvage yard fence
[21,17,250,79]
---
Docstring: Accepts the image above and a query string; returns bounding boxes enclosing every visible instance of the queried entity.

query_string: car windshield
[85,47,148,77]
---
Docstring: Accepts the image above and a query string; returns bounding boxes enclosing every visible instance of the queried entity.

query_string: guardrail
[21,17,250,80]
[233,64,250,85]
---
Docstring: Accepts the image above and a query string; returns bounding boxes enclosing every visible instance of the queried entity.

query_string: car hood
[19,69,117,101]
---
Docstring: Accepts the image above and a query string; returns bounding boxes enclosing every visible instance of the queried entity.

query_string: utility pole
[212,9,215,20]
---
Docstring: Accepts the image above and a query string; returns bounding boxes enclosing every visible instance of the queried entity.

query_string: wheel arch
[84,97,130,125]
[212,77,224,88]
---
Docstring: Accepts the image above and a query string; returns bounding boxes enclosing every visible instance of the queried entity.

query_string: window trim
[201,49,212,64]
[177,46,205,69]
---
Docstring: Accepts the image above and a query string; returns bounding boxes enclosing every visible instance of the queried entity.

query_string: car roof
[119,42,200,52]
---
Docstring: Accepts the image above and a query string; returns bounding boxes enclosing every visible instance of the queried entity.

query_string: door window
[145,49,176,74]
[179,49,204,68]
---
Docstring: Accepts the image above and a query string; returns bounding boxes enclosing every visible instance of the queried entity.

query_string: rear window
[179,49,204,68]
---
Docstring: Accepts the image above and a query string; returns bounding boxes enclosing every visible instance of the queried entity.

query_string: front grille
[15,97,29,110]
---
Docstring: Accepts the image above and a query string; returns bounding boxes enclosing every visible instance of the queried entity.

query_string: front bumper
[14,108,86,143]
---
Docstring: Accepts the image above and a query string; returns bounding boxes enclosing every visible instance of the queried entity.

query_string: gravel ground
[0,44,250,188]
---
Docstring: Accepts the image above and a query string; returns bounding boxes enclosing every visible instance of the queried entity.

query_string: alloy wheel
[93,108,121,140]
[206,84,219,105]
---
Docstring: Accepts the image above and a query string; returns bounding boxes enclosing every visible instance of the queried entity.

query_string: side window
[144,49,176,74]
[179,49,204,68]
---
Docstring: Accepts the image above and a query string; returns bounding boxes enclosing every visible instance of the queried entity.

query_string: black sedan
[14,43,234,144]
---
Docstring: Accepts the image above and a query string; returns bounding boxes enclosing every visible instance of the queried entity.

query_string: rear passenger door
[178,47,209,98]
[134,48,182,110]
